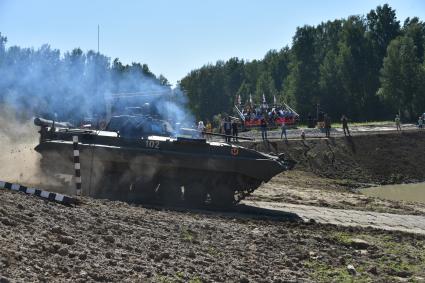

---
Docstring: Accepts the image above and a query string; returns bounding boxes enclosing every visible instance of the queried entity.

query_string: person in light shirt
[198,121,205,138]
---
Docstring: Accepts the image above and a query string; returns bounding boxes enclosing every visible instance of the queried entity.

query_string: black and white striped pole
[73,136,82,196]
[0,181,77,205]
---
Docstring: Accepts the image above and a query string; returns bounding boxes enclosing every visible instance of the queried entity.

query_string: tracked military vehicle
[34,114,294,207]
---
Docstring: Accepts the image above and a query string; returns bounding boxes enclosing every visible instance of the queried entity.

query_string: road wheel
[184,182,206,207]
[157,179,182,205]
[210,185,235,208]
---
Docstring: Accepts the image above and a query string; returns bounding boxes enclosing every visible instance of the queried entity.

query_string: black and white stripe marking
[73,136,82,196]
[0,180,77,205]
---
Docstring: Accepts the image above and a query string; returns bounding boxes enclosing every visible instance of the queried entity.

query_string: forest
[0,4,424,123]
[179,4,425,122]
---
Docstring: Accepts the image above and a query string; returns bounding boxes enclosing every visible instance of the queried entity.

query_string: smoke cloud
[0,36,193,124]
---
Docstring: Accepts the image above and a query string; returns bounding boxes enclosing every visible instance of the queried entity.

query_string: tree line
[179,4,425,122]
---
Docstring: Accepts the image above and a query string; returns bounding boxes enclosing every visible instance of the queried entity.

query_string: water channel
[363,182,425,204]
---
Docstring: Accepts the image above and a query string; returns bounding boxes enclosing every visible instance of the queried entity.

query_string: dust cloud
[0,106,69,191]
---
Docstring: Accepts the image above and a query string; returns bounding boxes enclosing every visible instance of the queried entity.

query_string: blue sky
[1,0,424,85]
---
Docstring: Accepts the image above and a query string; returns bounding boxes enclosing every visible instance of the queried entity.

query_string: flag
[273,95,277,105]
[262,93,266,103]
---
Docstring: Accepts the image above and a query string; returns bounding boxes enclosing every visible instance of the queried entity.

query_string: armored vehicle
[34,115,294,207]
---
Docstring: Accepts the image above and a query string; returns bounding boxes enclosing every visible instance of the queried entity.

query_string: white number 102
[146,140,160,149]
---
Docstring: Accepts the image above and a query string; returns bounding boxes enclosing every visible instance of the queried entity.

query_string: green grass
[295,120,393,129]
[154,275,174,283]
[330,120,393,128]
[305,231,425,282]
[304,260,371,283]
[180,227,197,243]
[332,231,355,246]
[206,246,222,257]
[154,274,203,283]
[188,278,202,283]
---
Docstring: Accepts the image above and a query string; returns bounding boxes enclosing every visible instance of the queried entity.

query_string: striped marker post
[0,180,77,205]
[73,136,82,196]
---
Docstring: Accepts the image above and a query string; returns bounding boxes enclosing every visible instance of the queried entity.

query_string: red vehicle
[234,102,299,129]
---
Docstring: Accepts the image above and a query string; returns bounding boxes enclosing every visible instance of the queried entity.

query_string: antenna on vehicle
[97,24,100,53]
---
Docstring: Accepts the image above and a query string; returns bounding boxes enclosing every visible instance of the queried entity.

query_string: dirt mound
[245,131,425,185]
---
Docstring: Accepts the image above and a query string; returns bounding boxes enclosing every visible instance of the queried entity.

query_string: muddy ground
[1,129,425,282]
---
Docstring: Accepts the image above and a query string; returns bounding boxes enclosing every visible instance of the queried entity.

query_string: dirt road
[237,123,419,140]
[244,200,425,235]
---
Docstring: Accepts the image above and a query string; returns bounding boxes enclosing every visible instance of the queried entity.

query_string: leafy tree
[336,16,373,118]
[318,50,345,118]
[158,74,171,87]
[367,4,401,59]
[378,35,424,118]
[285,25,320,115]
[236,80,252,104]
[255,72,276,102]
[403,17,425,61]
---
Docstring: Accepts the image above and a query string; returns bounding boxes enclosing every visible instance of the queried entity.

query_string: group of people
[260,118,288,141]
[198,111,424,143]
[395,113,425,131]
[222,117,239,142]
[323,114,351,137]
[241,105,296,124]
[197,120,212,138]
[255,113,348,142]
[197,117,239,142]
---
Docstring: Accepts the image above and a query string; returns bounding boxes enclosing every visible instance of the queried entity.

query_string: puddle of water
[363,182,425,203]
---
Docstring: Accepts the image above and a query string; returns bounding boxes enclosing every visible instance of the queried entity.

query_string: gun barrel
[34,117,74,128]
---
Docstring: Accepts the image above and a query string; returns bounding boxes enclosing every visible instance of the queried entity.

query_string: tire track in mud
[243,200,425,234]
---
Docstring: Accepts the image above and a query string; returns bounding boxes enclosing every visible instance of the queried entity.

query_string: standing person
[205,120,212,140]
[341,114,350,136]
[224,117,232,142]
[280,121,288,141]
[301,129,306,140]
[418,116,423,129]
[395,114,401,131]
[231,119,239,142]
[307,113,314,128]
[260,118,268,141]
[197,121,205,138]
[324,114,331,138]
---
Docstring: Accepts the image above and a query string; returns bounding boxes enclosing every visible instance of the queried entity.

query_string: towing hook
[284,159,297,170]
[278,153,296,169]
